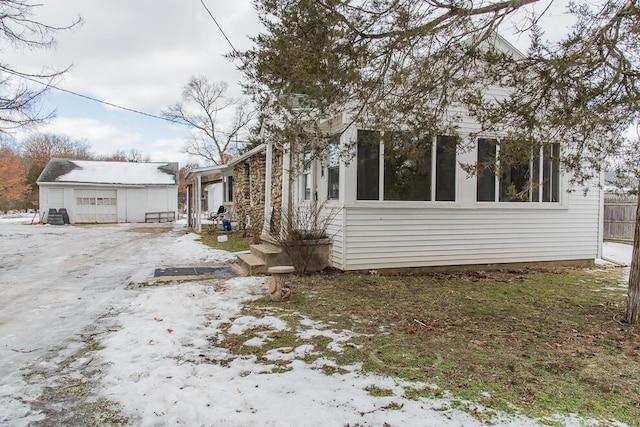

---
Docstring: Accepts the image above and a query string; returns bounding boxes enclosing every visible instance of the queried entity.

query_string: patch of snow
[57,160,176,185]
[602,242,633,266]
[227,315,289,335]
[92,278,585,427]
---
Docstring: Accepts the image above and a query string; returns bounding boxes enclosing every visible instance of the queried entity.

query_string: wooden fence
[604,194,637,242]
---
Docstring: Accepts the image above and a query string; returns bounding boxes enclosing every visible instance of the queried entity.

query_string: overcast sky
[7,0,262,166]
[5,0,572,167]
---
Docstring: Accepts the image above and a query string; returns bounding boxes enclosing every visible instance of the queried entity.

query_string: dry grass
[198,229,252,252]
[224,267,640,425]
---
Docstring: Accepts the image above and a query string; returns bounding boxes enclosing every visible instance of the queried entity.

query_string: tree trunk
[625,184,640,324]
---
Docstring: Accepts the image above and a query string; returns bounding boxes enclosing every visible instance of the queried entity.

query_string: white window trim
[476,140,565,206]
[360,132,458,203]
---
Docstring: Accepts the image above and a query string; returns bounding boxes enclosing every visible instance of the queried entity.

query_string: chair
[210,205,226,227]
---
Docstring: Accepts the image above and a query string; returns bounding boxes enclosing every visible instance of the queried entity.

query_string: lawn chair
[210,205,226,228]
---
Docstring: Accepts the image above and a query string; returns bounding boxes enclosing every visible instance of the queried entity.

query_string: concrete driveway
[0,220,233,423]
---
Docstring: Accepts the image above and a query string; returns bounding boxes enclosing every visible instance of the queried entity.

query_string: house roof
[184,164,228,182]
[37,159,179,186]
[226,144,266,168]
[184,144,268,183]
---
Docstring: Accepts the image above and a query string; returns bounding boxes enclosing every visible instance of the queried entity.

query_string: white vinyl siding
[336,189,599,271]
[325,205,345,269]
[320,75,602,271]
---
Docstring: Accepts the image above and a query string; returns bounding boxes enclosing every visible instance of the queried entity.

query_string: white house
[37,159,179,224]
[234,35,605,273]
[182,34,604,273]
[273,122,603,272]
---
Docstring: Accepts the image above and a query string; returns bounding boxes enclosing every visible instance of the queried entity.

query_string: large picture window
[356,129,456,201]
[383,132,431,201]
[476,139,561,203]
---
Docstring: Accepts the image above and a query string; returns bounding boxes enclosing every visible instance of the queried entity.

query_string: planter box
[280,238,332,272]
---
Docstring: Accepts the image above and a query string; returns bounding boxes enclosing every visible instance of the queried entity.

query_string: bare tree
[97,148,150,162]
[0,0,81,133]
[162,76,254,165]
[21,132,92,205]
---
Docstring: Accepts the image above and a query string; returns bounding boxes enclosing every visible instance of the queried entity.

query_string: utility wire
[3,68,187,126]
[4,68,251,140]
[199,0,240,56]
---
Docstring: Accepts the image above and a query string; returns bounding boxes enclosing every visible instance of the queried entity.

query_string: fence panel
[604,194,637,242]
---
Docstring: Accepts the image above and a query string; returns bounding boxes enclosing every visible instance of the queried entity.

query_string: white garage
[37,159,179,224]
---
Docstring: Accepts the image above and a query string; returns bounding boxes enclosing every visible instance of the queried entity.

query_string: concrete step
[236,253,267,275]
[250,243,281,256]
[250,243,290,267]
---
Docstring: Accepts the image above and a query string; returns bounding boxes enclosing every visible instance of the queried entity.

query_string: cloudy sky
[6,0,262,166]
[5,0,571,167]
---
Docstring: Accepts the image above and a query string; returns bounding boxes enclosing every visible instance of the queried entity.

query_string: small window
[226,176,234,203]
[435,135,456,201]
[357,130,380,200]
[302,151,311,200]
[327,141,340,200]
[477,138,497,201]
[542,144,560,202]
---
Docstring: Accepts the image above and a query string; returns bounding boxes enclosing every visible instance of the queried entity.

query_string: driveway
[0,220,233,424]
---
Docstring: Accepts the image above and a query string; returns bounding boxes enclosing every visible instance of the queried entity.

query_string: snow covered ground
[602,241,634,266]
[0,215,633,426]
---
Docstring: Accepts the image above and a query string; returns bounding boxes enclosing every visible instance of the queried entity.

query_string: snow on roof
[37,159,178,186]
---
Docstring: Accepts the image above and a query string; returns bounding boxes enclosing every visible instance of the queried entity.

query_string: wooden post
[267,266,295,302]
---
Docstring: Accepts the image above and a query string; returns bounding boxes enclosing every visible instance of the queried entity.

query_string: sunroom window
[383,132,431,201]
[302,151,312,201]
[356,129,456,201]
[327,141,340,200]
[357,130,380,200]
[476,138,560,203]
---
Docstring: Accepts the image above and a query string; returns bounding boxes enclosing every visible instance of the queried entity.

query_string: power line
[3,68,187,126]
[198,0,240,56]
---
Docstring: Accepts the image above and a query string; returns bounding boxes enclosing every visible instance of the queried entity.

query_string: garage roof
[37,159,179,185]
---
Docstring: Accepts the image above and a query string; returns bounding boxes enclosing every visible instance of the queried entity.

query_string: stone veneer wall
[249,153,266,242]
[270,148,283,235]
[232,151,267,240]
[233,162,250,233]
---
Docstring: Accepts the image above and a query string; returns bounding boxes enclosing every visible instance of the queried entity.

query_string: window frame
[301,150,312,201]
[326,140,340,201]
[476,138,562,204]
[356,129,457,202]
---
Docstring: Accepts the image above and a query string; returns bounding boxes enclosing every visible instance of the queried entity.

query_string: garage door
[74,189,117,223]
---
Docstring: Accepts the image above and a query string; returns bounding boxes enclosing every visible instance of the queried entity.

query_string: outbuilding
[37,158,179,224]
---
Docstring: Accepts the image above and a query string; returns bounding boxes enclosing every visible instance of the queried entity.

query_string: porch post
[186,184,191,228]
[281,144,292,238]
[263,141,273,235]
[195,175,202,233]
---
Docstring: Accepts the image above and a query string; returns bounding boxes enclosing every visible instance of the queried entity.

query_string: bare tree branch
[162,76,255,165]
[0,0,82,133]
